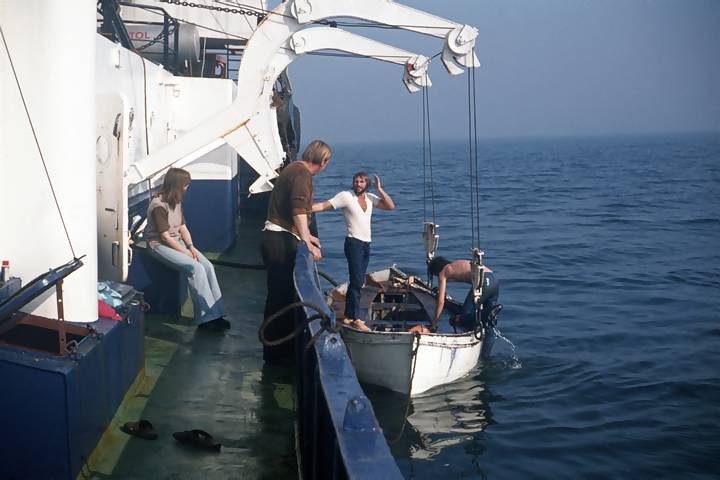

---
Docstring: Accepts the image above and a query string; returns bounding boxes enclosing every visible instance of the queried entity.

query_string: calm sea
[311,134,720,479]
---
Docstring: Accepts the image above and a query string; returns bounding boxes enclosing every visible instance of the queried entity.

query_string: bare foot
[352,319,372,332]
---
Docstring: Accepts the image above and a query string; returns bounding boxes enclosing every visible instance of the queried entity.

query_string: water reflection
[364,369,495,464]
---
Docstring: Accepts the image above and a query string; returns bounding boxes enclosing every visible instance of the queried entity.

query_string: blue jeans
[148,240,225,325]
[344,237,370,320]
[459,272,499,329]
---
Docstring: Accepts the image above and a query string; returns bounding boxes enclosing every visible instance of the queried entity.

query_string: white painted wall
[0,1,98,322]
[94,34,236,281]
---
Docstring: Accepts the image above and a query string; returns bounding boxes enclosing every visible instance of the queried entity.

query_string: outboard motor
[469,248,503,358]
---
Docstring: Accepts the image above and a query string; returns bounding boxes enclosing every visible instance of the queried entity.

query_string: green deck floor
[83,221,297,479]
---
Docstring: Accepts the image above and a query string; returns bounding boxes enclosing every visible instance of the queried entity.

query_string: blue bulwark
[293,243,402,479]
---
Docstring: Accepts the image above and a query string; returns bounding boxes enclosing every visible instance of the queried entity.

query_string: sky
[285,0,720,143]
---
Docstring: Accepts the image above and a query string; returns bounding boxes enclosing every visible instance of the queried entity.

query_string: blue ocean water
[311,133,720,479]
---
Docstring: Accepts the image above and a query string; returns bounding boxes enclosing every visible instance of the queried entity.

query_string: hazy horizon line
[316,129,719,147]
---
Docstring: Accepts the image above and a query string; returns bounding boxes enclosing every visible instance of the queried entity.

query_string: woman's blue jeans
[148,240,225,325]
[344,236,371,320]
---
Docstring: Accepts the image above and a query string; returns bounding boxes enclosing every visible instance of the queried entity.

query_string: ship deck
[84,218,298,479]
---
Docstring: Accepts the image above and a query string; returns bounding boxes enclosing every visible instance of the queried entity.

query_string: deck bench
[126,240,188,316]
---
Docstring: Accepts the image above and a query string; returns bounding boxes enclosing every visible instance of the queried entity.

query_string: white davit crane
[126,0,480,192]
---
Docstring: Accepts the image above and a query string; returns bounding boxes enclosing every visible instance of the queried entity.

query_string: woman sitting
[144,167,229,331]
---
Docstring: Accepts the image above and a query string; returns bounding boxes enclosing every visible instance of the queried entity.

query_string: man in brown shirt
[260,139,331,364]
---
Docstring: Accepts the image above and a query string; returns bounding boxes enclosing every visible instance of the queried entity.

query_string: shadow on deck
[85,218,297,479]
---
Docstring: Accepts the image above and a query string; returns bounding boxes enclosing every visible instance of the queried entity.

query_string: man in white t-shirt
[313,172,395,327]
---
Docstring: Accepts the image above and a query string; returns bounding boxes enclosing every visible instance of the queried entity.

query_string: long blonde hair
[160,167,191,208]
[302,140,332,166]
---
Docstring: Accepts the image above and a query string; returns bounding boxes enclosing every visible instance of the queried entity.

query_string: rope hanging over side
[387,332,421,444]
[0,21,77,260]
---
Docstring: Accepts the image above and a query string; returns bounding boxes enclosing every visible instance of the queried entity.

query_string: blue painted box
[0,291,144,480]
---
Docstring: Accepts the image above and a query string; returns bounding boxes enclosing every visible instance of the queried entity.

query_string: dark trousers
[260,230,298,364]
[459,272,499,329]
[344,237,371,320]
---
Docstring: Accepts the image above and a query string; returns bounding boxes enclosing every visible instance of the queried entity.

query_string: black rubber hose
[209,259,266,270]
[317,269,339,287]
[258,301,340,347]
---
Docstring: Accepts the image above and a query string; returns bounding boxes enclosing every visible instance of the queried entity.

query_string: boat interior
[329,268,465,335]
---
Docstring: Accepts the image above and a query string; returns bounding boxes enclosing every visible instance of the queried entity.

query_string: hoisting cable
[466,55,482,249]
[424,72,436,225]
[0,22,77,259]
[422,80,427,223]
[467,61,476,249]
[139,5,445,64]
[472,56,481,247]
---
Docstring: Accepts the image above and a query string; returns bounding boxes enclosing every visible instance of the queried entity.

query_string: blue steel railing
[293,243,402,479]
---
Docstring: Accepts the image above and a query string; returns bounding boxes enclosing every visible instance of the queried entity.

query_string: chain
[158,0,264,18]
[134,24,176,52]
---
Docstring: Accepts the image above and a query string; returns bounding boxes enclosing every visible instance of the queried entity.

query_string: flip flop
[120,420,158,440]
[172,429,222,452]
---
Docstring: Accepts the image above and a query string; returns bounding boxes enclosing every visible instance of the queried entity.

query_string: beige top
[144,195,185,247]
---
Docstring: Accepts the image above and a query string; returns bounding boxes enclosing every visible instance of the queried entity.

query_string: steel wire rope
[424,72,436,225]
[472,57,481,248]
[316,20,456,31]
[467,63,476,248]
[0,22,77,259]
[136,6,446,63]
[422,80,427,223]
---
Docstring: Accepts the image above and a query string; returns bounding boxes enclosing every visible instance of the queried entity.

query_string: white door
[96,94,131,281]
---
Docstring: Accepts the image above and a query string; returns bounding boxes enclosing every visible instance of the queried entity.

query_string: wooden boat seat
[330,289,346,302]
[364,275,385,290]
[371,302,422,312]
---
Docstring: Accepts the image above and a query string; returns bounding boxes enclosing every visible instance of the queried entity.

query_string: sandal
[120,420,158,440]
[172,429,222,452]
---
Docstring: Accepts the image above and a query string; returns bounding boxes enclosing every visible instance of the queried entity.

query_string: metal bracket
[471,248,485,303]
[342,396,377,432]
[422,222,439,261]
[55,280,68,356]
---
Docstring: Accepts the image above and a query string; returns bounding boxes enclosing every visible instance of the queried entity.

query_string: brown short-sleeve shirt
[266,161,313,236]
[144,196,185,246]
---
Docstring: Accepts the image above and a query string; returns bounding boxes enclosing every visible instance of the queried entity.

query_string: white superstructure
[1,0,479,323]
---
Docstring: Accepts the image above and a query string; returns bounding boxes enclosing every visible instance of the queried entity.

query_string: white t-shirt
[328,190,381,243]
